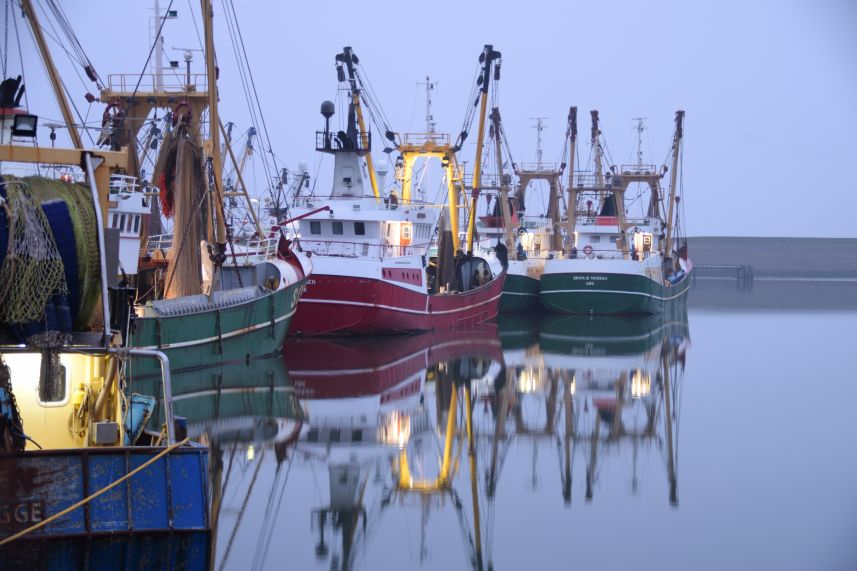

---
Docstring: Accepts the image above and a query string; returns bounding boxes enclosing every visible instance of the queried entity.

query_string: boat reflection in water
[136,355,303,571]
[201,311,688,570]
[489,310,689,507]
[283,328,503,571]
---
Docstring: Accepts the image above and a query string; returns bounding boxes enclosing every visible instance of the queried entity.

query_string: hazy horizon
[3,0,856,238]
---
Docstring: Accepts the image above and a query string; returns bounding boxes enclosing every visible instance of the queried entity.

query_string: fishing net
[0,177,68,324]
[22,176,101,329]
[153,125,207,299]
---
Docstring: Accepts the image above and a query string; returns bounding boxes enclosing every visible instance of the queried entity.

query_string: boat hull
[129,279,305,377]
[289,272,504,336]
[499,271,541,313]
[540,261,690,315]
[0,446,209,569]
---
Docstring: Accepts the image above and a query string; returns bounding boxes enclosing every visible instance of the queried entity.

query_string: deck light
[11,113,38,138]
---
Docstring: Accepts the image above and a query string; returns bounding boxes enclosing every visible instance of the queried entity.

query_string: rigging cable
[224,1,282,196]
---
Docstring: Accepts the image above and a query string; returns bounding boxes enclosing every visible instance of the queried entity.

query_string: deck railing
[105,73,208,93]
[225,237,279,266]
[299,238,430,260]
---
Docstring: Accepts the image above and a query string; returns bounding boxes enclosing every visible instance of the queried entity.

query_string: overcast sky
[5,0,856,237]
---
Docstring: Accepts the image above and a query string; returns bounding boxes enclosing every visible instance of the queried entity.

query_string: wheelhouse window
[133,215,141,234]
[310,221,321,235]
[354,222,365,235]
[333,221,344,235]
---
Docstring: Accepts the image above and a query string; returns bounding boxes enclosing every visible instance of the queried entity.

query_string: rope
[0,437,191,547]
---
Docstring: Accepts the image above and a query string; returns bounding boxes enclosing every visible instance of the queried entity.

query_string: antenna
[530,117,547,169]
[172,47,203,88]
[417,76,437,133]
[632,117,647,170]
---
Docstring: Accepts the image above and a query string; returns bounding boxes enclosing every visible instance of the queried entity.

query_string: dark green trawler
[540,111,690,315]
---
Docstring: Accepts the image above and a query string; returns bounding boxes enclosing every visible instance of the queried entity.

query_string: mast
[490,108,515,251]
[565,107,578,252]
[464,45,501,255]
[531,117,547,170]
[591,110,602,189]
[663,110,685,260]
[419,76,437,133]
[339,47,381,201]
[633,117,647,171]
[201,0,227,249]
[20,0,83,149]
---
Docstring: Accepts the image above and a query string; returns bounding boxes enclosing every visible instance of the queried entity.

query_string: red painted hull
[288,271,506,335]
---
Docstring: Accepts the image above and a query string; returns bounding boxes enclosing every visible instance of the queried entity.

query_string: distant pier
[693,264,754,290]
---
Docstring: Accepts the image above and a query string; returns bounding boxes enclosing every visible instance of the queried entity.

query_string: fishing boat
[95,3,310,375]
[285,47,505,335]
[0,2,209,562]
[540,111,691,315]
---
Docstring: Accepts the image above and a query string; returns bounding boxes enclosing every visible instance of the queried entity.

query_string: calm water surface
[198,282,857,571]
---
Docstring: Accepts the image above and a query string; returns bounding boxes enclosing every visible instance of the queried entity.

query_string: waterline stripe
[540,288,688,302]
[298,293,502,316]
[135,307,296,350]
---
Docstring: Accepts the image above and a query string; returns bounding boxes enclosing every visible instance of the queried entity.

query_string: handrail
[105,73,208,93]
[300,238,431,260]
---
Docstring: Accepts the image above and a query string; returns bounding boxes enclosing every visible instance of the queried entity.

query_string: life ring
[583,245,593,256]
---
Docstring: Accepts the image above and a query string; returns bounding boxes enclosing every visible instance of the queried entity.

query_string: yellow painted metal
[662,349,678,504]
[446,160,462,253]
[464,385,483,565]
[0,145,127,168]
[465,90,490,254]
[20,0,83,150]
[201,0,227,246]
[401,154,416,204]
[396,384,459,491]
[397,138,463,252]
[7,352,126,450]
[0,145,127,221]
[352,93,381,201]
[565,107,578,250]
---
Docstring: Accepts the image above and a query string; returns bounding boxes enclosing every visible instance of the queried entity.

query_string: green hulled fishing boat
[540,110,690,315]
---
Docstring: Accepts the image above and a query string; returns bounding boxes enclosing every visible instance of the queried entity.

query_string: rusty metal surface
[0,447,209,540]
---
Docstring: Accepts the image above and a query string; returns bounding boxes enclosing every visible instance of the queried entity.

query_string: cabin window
[112,214,119,228]
[119,214,126,232]
[39,355,67,404]
[609,235,617,243]
[386,224,392,237]
[332,221,344,235]
[133,215,141,234]
[354,222,365,235]
[591,235,601,243]
[310,221,321,235]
